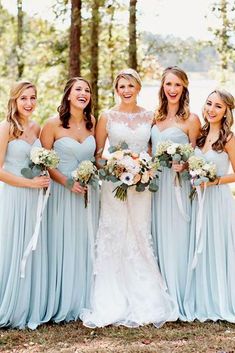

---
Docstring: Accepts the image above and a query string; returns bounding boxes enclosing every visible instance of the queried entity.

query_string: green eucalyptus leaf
[120,141,129,150]
[136,183,145,192]
[21,168,34,179]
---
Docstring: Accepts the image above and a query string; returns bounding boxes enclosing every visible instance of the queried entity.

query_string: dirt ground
[0,320,235,353]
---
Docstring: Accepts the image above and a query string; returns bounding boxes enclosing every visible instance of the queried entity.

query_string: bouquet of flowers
[188,155,217,199]
[99,142,160,201]
[71,160,99,207]
[21,146,60,179]
[155,140,194,184]
[155,140,194,168]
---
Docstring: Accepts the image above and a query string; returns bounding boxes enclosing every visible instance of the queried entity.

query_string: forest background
[0,2,235,352]
[0,0,235,123]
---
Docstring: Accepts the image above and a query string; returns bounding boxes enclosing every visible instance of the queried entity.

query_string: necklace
[208,133,219,143]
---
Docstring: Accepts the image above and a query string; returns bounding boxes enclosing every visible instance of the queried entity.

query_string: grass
[0,320,235,353]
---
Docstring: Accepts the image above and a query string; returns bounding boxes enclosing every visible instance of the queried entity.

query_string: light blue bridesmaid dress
[151,126,192,320]
[184,147,235,322]
[43,136,99,323]
[0,139,48,329]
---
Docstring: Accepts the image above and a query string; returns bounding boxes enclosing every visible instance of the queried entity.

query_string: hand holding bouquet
[99,142,160,201]
[21,147,60,187]
[188,155,217,199]
[71,160,98,207]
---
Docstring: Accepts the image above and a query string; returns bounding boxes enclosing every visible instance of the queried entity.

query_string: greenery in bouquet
[71,160,99,207]
[188,155,217,199]
[155,140,194,167]
[155,140,194,183]
[99,142,160,201]
[21,147,60,179]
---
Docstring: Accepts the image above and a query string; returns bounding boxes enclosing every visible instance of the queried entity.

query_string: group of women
[0,66,235,330]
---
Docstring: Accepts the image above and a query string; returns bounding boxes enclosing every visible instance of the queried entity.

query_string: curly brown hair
[197,89,234,152]
[58,77,93,130]
[155,66,190,121]
[7,81,37,138]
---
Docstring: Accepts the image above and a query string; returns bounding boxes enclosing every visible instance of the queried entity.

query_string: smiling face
[68,79,91,110]
[116,77,140,104]
[204,92,227,125]
[163,72,184,105]
[16,87,37,119]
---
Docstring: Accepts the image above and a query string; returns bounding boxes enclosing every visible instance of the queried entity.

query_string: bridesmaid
[0,81,50,329]
[151,66,201,320]
[184,89,235,322]
[40,77,99,323]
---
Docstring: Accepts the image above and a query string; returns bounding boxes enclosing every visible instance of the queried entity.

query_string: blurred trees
[69,0,82,77]
[129,0,137,70]
[0,0,233,122]
[209,0,235,82]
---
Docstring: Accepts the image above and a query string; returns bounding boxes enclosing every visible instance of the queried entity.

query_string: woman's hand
[71,181,86,194]
[31,175,50,189]
[172,161,187,173]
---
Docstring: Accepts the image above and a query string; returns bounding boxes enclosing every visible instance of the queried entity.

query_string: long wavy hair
[58,77,93,130]
[197,89,234,152]
[155,66,190,121]
[6,81,37,138]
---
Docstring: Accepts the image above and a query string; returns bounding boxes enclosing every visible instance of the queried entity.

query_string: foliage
[208,0,235,82]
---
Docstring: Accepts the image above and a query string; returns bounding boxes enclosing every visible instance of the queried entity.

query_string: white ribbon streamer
[174,172,190,222]
[87,185,95,262]
[191,184,207,269]
[20,184,51,278]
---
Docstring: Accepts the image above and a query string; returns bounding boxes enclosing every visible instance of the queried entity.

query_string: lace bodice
[104,109,154,153]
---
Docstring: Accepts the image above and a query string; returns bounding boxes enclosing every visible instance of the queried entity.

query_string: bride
[80,68,177,328]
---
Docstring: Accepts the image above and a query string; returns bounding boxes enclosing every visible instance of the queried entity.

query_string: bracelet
[65,177,75,190]
[215,177,220,185]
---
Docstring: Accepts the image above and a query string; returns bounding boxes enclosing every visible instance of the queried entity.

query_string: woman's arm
[206,136,235,186]
[95,113,108,168]
[40,118,85,194]
[188,113,201,148]
[0,121,49,188]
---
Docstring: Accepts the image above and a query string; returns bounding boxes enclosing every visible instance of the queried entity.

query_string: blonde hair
[114,68,142,91]
[6,81,37,138]
[155,66,190,121]
[197,89,234,152]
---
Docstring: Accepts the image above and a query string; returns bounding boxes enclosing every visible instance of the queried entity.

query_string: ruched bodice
[151,124,191,320]
[184,146,235,323]
[151,126,189,154]
[105,110,153,153]
[0,138,48,329]
[4,139,40,176]
[43,133,99,324]
[54,136,96,176]
[195,147,229,177]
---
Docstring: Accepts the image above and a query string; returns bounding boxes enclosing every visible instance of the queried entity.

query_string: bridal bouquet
[99,142,160,201]
[21,147,60,179]
[188,155,217,199]
[71,160,98,207]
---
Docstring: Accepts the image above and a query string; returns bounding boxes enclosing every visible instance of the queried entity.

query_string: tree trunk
[107,1,115,105]
[17,0,24,79]
[90,0,101,118]
[69,0,81,78]
[129,0,137,70]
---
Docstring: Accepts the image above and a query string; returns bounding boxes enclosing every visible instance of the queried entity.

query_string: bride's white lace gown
[80,109,177,328]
